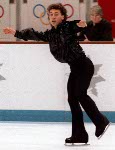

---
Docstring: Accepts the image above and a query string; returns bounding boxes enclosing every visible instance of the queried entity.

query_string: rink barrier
[0,41,115,122]
[0,110,115,122]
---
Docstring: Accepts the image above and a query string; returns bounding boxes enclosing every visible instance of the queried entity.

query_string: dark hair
[47,3,67,21]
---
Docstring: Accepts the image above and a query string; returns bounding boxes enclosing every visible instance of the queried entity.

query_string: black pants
[67,57,108,137]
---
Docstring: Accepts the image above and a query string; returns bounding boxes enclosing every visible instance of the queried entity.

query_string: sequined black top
[15,20,86,63]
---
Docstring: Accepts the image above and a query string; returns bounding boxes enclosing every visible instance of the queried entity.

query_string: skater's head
[47,3,67,28]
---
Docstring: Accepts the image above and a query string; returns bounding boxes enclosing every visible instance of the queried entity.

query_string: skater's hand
[3,27,16,35]
[77,20,87,28]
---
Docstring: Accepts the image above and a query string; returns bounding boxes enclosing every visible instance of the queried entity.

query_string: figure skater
[3,3,110,144]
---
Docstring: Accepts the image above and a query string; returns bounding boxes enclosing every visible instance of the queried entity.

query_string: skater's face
[48,9,64,28]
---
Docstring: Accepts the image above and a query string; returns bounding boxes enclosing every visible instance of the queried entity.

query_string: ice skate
[65,136,89,146]
[95,121,111,139]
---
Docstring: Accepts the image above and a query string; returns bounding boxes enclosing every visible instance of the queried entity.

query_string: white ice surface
[0,122,114,150]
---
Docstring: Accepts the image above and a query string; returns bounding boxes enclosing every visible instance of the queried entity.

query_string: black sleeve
[14,28,49,42]
[70,20,87,33]
[77,29,87,41]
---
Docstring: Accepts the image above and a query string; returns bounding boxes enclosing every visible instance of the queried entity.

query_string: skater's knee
[68,92,87,102]
[76,92,87,102]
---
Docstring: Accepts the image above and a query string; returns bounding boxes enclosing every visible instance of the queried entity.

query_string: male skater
[4,3,110,144]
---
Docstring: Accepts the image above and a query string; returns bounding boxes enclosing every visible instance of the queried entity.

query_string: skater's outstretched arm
[3,27,49,42]
[69,20,87,34]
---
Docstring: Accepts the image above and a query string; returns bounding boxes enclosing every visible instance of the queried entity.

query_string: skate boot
[95,119,110,139]
[65,133,88,145]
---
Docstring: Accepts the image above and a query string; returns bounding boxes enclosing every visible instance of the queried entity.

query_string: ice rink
[0,122,114,150]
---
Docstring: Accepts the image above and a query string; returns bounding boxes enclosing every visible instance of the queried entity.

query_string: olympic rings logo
[33,4,74,25]
[33,4,49,25]
[63,4,74,19]
[33,4,46,19]
[0,5,4,18]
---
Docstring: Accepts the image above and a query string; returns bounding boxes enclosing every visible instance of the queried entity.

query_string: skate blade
[64,143,90,146]
[98,122,111,139]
